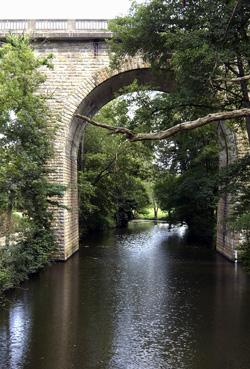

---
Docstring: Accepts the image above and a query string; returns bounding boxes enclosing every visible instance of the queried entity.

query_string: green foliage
[0,35,59,295]
[109,0,250,116]
[154,125,219,243]
[0,35,54,222]
[137,207,167,220]
[78,98,152,235]
[0,225,55,294]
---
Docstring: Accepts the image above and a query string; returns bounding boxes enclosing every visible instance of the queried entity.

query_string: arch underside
[69,68,175,159]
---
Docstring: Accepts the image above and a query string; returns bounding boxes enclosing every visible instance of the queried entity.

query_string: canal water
[1,221,250,369]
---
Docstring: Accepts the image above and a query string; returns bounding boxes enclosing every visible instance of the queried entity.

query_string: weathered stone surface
[217,122,249,261]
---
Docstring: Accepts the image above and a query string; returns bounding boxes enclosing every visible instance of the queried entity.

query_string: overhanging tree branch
[216,74,250,83]
[75,108,250,142]
[75,114,136,139]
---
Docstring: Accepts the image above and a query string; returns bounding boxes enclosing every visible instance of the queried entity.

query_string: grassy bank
[137,207,168,220]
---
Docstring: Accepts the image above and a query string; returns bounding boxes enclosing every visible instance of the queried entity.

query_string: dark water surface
[1,221,250,369]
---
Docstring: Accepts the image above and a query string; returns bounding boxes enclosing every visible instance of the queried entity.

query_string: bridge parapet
[0,19,111,39]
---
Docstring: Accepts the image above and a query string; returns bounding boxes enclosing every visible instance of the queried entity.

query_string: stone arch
[51,59,247,262]
[69,68,175,159]
[53,61,175,260]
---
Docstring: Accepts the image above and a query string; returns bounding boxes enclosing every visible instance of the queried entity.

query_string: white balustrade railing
[75,19,108,30]
[35,20,68,30]
[0,19,109,33]
[0,20,28,30]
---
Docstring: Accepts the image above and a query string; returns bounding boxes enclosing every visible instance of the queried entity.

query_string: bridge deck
[0,19,112,40]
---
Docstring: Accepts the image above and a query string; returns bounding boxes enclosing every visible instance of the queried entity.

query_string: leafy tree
[109,90,220,243]
[108,0,250,139]
[75,1,250,143]
[0,35,60,295]
[154,128,219,243]
[78,98,152,235]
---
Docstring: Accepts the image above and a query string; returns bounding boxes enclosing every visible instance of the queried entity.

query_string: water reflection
[0,298,31,369]
[0,221,250,369]
[109,225,196,369]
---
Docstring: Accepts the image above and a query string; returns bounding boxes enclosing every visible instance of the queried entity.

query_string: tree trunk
[6,191,14,247]
[153,203,158,219]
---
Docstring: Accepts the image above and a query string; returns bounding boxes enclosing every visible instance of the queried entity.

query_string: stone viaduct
[0,19,248,261]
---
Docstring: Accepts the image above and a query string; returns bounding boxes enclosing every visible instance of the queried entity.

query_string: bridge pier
[216,122,249,261]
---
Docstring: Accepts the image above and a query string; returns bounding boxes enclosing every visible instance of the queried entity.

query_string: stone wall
[216,122,249,261]
[34,39,106,259]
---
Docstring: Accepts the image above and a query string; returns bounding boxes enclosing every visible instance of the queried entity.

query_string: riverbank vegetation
[0,35,60,296]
